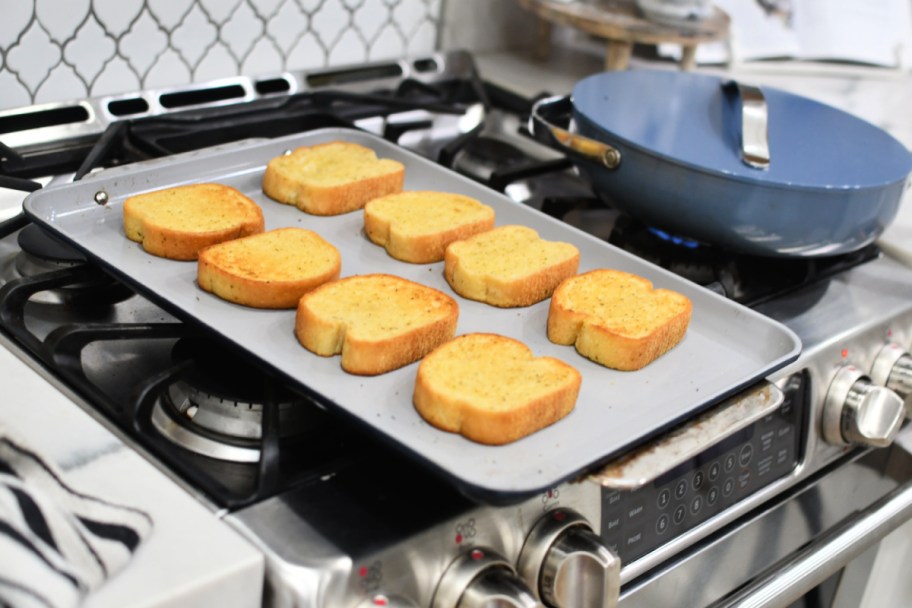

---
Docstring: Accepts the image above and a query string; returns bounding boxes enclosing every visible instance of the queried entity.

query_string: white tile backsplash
[0,0,442,111]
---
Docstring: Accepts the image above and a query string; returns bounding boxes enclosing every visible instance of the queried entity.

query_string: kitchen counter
[475,47,912,264]
[0,341,264,608]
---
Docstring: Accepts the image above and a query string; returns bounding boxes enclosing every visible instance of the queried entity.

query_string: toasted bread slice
[262,141,405,216]
[295,274,458,375]
[413,333,581,445]
[123,183,264,260]
[548,269,692,371]
[444,225,580,307]
[197,228,341,309]
[364,191,495,263]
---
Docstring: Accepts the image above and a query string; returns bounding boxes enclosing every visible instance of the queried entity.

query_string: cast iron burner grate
[11,224,133,306]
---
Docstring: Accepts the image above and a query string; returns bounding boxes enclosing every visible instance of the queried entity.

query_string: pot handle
[725,81,770,170]
[529,95,622,170]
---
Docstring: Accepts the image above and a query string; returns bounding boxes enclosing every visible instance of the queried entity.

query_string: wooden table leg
[534,17,553,61]
[680,45,697,70]
[605,39,633,71]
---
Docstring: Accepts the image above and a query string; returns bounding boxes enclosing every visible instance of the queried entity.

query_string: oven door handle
[586,380,784,490]
[708,475,912,608]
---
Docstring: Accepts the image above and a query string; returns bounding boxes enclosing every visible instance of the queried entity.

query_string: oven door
[619,428,912,607]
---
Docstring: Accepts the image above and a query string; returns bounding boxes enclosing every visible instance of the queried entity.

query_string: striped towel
[0,427,153,608]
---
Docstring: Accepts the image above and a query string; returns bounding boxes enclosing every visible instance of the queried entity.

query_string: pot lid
[571,69,912,190]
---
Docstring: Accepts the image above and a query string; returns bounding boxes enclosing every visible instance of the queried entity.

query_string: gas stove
[2,50,912,608]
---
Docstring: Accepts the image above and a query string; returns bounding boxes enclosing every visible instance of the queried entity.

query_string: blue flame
[647,227,701,249]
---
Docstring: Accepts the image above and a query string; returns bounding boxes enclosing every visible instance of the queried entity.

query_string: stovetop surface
[0,50,900,512]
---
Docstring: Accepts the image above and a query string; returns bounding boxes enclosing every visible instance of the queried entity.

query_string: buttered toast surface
[262,141,404,215]
[364,191,495,263]
[123,183,264,260]
[549,269,693,371]
[444,225,580,307]
[296,274,459,376]
[198,227,341,309]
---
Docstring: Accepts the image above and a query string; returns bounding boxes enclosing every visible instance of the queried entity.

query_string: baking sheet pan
[23,128,801,500]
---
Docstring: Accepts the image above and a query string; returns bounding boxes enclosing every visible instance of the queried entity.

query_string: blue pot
[531,70,912,257]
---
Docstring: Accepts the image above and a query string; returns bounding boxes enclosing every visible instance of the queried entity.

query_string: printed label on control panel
[542,487,561,512]
[357,560,383,593]
[454,518,476,544]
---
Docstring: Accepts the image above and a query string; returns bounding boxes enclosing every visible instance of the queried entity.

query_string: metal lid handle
[725,81,770,170]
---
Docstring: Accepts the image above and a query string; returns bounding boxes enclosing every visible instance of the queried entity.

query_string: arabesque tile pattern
[0,0,442,110]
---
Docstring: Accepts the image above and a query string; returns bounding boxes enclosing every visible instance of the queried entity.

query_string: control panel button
[433,548,538,608]
[627,502,646,522]
[707,486,720,506]
[692,471,705,490]
[723,453,736,472]
[722,478,734,497]
[738,444,754,467]
[674,480,688,500]
[656,514,669,535]
[690,495,703,515]
[625,528,645,551]
[517,509,620,608]
[708,462,721,481]
[673,504,686,524]
[656,488,671,509]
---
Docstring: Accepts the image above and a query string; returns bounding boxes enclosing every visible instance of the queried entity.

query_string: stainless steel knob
[871,344,912,415]
[354,594,418,608]
[823,365,905,447]
[517,509,620,608]
[432,548,541,608]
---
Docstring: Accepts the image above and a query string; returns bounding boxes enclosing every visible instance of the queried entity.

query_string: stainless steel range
[2,50,912,608]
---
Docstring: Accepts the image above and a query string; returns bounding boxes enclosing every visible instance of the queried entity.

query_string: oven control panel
[599,386,803,564]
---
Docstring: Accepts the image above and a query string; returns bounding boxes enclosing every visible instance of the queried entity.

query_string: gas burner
[463,136,528,165]
[151,339,325,463]
[453,136,530,181]
[8,224,133,305]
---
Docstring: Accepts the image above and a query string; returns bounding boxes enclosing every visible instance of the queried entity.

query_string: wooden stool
[516,0,730,71]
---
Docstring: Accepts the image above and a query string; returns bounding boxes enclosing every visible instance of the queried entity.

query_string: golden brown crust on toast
[548,269,692,371]
[123,183,264,260]
[363,191,495,263]
[444,225,579,307]
[413,333,581,445]
[262,141,404,216]
[295,273,458,375]
[197,227,341,309]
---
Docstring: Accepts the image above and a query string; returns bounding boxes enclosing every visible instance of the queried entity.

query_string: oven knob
[432,548,541,608]
[823,365,905,447]
[517,508,620,607]
[354,594,418,607]
[871,343,912,413]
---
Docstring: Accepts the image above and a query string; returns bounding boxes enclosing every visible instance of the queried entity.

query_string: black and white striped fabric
[0,427,153,608]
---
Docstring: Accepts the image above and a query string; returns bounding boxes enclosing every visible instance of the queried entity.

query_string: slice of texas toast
[548,269,692,371]
[364,191,495,263]
[262,141,404,216]
[413,333,581,445]
[197,227,341,309]
[295,274,458,375]
[123,183,264,260]
[444,225,579,307]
